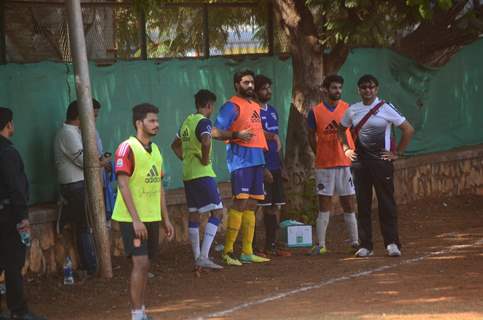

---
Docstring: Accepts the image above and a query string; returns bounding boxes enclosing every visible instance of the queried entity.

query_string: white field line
[191,236,483,320]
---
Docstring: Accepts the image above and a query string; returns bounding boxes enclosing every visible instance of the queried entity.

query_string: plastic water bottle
[63,256,74,285]
[16,223,31,247]
[162,175,172,188]
[0,283,6,295]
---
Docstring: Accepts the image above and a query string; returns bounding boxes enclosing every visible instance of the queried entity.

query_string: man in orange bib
[213,70,271,266]
[307,75,359,255]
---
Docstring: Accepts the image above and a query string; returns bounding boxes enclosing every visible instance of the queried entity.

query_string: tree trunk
[274,0,324,213]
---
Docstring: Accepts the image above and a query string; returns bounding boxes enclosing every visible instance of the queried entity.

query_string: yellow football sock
[224,208,243,254]
[241,210,256,255]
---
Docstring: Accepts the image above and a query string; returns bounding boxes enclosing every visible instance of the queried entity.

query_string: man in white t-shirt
[53,99,110,275]
[338,74,414,258]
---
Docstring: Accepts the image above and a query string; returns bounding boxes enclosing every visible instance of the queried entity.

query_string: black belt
[60,180,85,192]
[61,180,84,187]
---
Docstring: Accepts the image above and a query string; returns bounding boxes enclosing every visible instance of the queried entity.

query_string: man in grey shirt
[338,74,414,258]
[54,99,110,275]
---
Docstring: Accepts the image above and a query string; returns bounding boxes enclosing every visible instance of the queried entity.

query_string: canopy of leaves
[305,0,481,49]
[287,0,482,67]
[116,0,268,58]
[121,0,482,65]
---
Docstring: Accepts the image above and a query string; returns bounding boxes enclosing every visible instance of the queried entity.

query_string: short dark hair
[132,103,159,130]
[233,70,255,87]
[323,74,344,89]
[254,75,272,91]
[66,99,101,121]
[0,107,13,131]
[92,99,101,109]
[357,74,379,87]
[194,90,217,109]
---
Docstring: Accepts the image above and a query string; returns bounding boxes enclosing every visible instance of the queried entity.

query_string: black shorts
[119,221,160,260]
[258,169,286,207]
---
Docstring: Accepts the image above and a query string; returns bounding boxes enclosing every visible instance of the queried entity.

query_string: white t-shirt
[341,98,406,159]
[54,123,85,184]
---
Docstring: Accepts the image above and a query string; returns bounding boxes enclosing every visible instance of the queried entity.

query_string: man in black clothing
[0,107,46,320]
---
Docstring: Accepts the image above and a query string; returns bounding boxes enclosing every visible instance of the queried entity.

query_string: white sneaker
[354,248,374,257]
[386,243,401,257]
[196,257,223,269]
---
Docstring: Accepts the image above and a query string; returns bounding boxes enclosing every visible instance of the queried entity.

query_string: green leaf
[324,21,336,31]
[437,0,453,11]
[344,0,359,9]
[418,3,432,19]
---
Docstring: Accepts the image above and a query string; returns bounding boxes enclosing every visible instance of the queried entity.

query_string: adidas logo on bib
[145,165,161,183]
[324,120,339,134]
[250,110,261,123]
[182,128,190,142]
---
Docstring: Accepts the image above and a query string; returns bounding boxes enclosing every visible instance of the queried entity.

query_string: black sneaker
[349,242,360,254]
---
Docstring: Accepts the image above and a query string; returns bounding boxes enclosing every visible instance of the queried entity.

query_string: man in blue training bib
[254,75,291,257]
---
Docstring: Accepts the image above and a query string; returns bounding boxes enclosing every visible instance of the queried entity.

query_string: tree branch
[393,1,482,67]
[325,42,349,75]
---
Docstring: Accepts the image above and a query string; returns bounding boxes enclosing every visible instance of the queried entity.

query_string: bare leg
[130,255,149,310]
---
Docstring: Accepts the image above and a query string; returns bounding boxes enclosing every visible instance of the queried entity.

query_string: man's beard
[328,93,341,101]
[239,87,254,98]
[143,127,158,137]
[257,94,271,103]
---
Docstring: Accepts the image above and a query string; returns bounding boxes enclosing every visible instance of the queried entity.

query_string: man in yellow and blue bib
[171,90,224,270]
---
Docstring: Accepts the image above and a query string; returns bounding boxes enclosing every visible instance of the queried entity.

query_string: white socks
[131,309,143,320]
[344,212,359,245]
[188,224,200,260]
[316,211,330,248]
[190,217,221,260]
[200,218,219,259]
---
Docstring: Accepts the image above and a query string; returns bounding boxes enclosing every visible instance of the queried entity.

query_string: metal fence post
[0,0,6,64]
[267,0,274,55]
[203,4,209,58]
[138,8,148,60]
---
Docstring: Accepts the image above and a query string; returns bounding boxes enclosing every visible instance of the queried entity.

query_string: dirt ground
[8,195,483,320]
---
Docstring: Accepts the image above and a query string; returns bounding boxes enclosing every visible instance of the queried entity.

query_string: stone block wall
[394,146,483,204]
[22,183,234,274]
[18,144,483,274]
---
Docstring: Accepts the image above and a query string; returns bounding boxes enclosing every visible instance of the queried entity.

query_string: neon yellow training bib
[180,113,216,181]
[112,137,163,222]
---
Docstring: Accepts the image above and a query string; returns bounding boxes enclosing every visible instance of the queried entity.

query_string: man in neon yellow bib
[112,103,174,320]
[171,90,224,270]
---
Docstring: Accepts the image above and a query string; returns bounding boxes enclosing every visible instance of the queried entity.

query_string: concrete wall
[21,144,483,274]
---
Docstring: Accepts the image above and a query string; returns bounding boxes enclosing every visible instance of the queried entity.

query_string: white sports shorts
[315,167,355,196]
